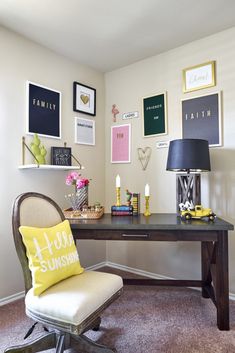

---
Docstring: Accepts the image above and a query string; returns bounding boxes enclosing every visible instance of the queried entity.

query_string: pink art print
[111,124,131,163]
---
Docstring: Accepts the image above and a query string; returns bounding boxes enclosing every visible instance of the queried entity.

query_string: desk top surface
[69,213,234,232]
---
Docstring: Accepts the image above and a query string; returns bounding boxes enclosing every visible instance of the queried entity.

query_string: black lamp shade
[166,139,211,172]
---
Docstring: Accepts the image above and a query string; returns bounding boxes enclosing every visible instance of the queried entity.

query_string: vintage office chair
[6,192,123,353]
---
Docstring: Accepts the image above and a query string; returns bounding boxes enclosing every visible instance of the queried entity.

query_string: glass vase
[66,186,88,211]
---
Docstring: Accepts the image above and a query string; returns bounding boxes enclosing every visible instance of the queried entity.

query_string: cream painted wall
[1,25,235,300]
[105,28,235,291]
[0,26,106,299]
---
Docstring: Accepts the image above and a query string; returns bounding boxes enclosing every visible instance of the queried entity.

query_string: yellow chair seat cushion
[25,271,123,326]
[19,220,84,296]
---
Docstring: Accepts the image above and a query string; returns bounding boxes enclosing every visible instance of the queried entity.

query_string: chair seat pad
[25,270,123,326]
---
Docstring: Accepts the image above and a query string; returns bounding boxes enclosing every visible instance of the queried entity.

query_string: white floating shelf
[18,164,84,170]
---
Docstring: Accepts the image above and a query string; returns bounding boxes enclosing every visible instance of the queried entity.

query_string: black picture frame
[27,81,61,139]
[182,92,222,147]
[51,147,72,166]
[73,81,96,116]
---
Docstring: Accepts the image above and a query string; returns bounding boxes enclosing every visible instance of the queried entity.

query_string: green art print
[142,92,167,137]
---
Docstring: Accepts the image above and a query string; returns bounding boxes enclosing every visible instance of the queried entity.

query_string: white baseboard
[106,261,171,280]
[229,293,235,301]
[85,261,107,271]
[0,291,25,306]
[1,261,235,305]
[105,261,235,301]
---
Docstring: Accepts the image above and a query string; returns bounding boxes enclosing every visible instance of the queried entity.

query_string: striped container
[75,185,88,210]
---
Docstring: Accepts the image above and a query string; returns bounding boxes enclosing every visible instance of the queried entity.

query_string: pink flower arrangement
[66,172,89,190]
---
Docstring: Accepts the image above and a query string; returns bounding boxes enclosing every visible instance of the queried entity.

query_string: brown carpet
[1,267,235,353]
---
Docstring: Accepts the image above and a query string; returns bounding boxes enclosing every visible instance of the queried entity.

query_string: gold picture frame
[182,61,216,93]
[142,91,168,137]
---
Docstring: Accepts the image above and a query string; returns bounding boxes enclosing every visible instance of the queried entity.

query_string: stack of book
[111,205,133,216]
[132,193,140,216]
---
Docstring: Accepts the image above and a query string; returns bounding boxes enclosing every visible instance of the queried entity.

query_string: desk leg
[201,241,212,298]
[216,231,229,330]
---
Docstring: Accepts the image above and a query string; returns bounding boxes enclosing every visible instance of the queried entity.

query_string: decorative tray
[63,207,104,220]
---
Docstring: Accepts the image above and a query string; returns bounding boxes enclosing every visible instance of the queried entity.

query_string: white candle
[116,174,121,187]
[145,183,150,196]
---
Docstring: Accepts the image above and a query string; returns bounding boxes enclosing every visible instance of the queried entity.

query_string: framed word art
[111,124,131,163]
[142,92,167,137]
[182,61,216,93]
[26,81,61,139]
[51,147,71,166]
[75,117,95,145]
[73,81,96,116]
[182,92,222,147]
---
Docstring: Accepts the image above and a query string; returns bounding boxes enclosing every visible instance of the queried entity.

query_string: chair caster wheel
[92,324,100,331]
[92,317,101,331]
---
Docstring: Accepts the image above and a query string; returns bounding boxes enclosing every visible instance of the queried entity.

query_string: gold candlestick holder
[144,196,151,216]
[116,187,121,206]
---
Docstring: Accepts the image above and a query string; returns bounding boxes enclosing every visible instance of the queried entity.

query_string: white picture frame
[75,117,95,145]
[111,124,131,163]
[181,91,222,147]
[26,81,61,139]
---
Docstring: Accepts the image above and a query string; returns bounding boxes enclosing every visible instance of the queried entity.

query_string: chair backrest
[12,192,65,293]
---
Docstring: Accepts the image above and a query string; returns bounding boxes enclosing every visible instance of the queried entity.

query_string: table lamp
[166,139,211,212]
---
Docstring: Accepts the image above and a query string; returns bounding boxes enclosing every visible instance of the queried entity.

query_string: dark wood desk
[70,213,234,331]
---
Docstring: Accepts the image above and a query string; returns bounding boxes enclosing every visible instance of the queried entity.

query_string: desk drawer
[73,229,218,241]
[88,230,180,241]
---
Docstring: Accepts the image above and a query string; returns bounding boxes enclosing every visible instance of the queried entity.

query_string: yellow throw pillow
[19,220,84,296]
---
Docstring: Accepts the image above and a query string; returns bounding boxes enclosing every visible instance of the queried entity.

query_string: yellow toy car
[180,205,216,221]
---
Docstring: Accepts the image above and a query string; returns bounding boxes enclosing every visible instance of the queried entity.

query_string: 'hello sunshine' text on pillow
[19,220,84,296]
